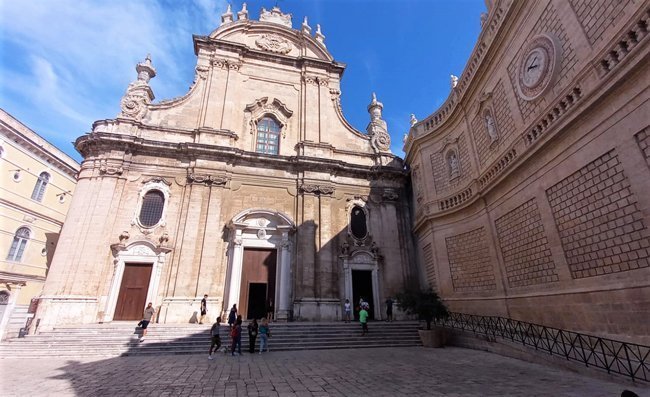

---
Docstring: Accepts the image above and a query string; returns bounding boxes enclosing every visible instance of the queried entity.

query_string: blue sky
[1,0,486,162]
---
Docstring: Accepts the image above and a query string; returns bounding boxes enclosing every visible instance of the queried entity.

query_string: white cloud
[0,0,228,148]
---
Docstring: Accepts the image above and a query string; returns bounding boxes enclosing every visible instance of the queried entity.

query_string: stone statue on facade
[450,74,459,88]
[410,113,417,126]
[366,93,391,152]
[119,55,156,120]
[449,152,459,179]
[485,112,498,142]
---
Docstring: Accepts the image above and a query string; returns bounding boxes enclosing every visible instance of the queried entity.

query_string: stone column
[226,233,244,314]
[277,232,292,321]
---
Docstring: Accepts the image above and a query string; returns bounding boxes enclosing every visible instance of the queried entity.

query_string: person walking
[344,299,352,323]
[385,296,394,322]
[266,299,274,322]
[231,317,242,355]
[208,316,222,360]
[359,305,369,336]
[139,302,156,342]
[259,318,270,353]
[228,304,237,326]
[199,294,208,324]
[247,318,259,353]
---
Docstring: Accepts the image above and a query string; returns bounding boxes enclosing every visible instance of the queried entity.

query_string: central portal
[239,248,277,320]
[352,270,374,320]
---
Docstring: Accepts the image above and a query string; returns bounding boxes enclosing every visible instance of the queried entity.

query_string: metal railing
[433,312,650,383]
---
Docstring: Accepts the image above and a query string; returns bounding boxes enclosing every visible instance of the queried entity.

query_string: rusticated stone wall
[446,228,496,292]
[547,150,650,279]
[495,199,558,288]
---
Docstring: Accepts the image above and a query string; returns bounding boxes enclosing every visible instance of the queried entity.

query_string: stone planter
[418,327,446,348]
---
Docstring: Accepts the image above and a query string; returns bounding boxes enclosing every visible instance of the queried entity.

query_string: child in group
[208,316,222,360]
[359,306,369,336]
[258,317,271,354]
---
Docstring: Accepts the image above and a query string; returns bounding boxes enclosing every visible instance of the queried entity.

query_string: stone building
[34,6,416,329]
[0,109,79,339]
[404,0,650,343]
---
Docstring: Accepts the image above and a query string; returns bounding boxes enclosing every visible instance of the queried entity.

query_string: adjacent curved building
[35,6,417,330]
[405,0,650,343]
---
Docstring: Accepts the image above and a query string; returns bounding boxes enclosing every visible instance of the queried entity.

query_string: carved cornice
[187,173,230,186]
[299,183,335,195]
[212,57,242,71]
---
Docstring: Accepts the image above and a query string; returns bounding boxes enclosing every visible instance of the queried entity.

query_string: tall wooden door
[239,249,276,319]
[114,263,153,320]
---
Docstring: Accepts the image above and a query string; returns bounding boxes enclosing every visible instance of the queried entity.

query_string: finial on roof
[136,54,156,83]
[260,6,292,28]
[368,92,383,112]
[315,24,326,45]
[410,114,417,126]
[302,16,311,35]
[221,4,234,25]
[238,3,249,20]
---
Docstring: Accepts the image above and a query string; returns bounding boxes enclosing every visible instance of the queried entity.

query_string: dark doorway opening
[240,248,277,319]
[114,263,152,321]
[247,283,267,320]
[352,270,374,320]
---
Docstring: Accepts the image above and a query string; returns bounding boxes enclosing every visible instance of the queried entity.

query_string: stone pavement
[0,347,647,396]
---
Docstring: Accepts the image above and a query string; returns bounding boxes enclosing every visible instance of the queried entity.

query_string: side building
[0,109,79,339]
[405,0,650,343]
[34,6,417,330]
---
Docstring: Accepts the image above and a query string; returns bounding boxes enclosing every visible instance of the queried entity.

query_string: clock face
[516,34,561,101]
[522,48,547,88]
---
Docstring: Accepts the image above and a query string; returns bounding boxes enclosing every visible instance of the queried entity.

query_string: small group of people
[343,296,395,336]
[207,303,271,360]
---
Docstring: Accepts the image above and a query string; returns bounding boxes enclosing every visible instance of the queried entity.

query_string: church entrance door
[352,270,374,320]
[239,249,276,320]
[114,263,152,320]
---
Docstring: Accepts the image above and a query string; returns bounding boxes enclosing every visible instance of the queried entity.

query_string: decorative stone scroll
[118,55,156,120]
[255,34,293,54]
[366,93,391,152]
[299,184,335,195]
[187,173,229,186]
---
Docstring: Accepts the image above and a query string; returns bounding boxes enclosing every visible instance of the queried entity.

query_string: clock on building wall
[516,33,562,101]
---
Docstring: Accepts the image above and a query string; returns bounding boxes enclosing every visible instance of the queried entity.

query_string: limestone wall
[405,0,650,342]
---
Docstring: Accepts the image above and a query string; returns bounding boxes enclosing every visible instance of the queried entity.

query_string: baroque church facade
[35,6,416,329]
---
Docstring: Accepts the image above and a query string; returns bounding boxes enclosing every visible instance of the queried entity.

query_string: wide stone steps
[0,321,421,358]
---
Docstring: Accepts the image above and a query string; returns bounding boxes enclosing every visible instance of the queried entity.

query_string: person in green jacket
[359,307,369,336]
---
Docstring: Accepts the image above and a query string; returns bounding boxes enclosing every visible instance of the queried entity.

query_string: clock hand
[527,64,538,71]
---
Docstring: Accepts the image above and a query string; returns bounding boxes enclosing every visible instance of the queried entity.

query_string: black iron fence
[433,312,650,383]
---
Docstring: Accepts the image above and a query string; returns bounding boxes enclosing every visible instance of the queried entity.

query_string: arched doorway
[105,241,169,322]
[225,209,295,321]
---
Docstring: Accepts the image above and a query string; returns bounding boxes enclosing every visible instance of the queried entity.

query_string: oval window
[350,205,367,239]
[139,190,165,227]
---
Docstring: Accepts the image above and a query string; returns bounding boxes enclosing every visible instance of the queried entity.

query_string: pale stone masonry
[35,6,416,330]
[405,0,650,343]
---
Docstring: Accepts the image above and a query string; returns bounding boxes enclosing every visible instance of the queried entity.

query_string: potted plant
[396,288,449,348]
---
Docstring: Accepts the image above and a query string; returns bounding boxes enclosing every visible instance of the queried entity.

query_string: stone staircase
[0,321,421,358]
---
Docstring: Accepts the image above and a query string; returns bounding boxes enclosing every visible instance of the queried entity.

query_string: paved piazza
[1,347,647,396]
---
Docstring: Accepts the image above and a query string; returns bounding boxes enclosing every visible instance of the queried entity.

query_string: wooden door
[239,249,276,319]
[114,263,153,320]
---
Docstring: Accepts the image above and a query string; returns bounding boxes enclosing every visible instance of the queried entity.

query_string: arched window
[255,117,281,155]
[350,205,368,239]
[31,172,50,201]
[139,190,165,227]
[7,227,30,262]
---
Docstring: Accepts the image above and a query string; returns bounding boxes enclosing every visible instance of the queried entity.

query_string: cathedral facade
[34,6,416,329]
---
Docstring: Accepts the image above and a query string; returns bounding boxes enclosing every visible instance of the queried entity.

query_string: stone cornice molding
[299,183,335,196]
